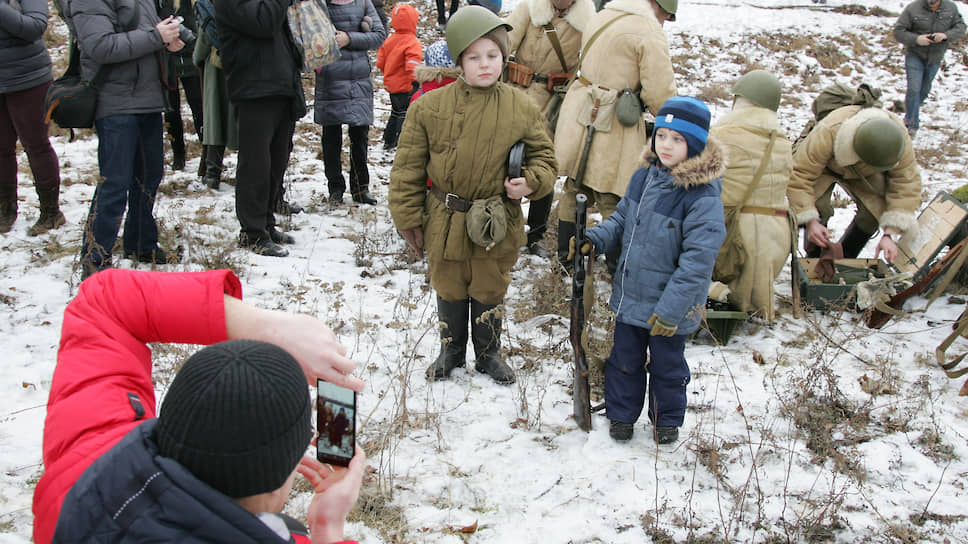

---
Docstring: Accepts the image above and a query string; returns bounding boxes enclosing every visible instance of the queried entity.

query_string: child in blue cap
[573,96,727,444]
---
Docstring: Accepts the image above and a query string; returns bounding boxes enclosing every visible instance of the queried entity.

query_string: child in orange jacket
[376,3,422,151]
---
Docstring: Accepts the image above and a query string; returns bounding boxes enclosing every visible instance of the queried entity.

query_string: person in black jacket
[214,0,304,257]
[155,0,204,172]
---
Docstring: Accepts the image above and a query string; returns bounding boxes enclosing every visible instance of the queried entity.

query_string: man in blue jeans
[893,0,965,138]
[65,0,184,279]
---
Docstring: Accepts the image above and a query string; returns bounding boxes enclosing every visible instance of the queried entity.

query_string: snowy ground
[3,0,968,542]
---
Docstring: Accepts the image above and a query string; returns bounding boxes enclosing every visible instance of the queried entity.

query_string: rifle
[865,237,968,329]
[571,194,592,431]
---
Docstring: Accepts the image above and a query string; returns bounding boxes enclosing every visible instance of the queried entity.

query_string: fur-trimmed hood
[833,107,905,168]
[604,0,662,22]
[527,0,596,32]
[641,137,727,189]
[415,64,462,84]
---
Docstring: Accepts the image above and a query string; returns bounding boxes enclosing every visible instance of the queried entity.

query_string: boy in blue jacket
[573,97,726,444]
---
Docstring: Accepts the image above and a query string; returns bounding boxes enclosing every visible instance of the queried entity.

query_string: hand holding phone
[316,379,356,467]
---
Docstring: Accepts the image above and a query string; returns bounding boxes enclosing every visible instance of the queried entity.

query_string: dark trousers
[436,0,459,24]
[164,75,203,156]
[0,82,59,192]
[604,321,690,427]
[383,92,411,148]
[322,124,370,197]
[527,192,553,246]
[81,113,164,266]
[236,97,294,242]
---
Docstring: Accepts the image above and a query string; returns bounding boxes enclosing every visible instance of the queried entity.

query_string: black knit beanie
[155,339,312,499]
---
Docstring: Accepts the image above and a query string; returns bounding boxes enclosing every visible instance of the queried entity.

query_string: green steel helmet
[853,116,906,171]
[731,69,781,111]
[445,5,512,61]
[655,0,677,21]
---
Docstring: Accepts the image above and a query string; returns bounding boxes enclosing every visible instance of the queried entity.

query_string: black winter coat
[53,421,300,543]
[214,0,305,117]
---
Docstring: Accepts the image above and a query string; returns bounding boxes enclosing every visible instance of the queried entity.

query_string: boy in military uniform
[389,6,557,385]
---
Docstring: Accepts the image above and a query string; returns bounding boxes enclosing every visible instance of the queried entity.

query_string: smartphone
[316,379,356,467]
[172,15,184,24]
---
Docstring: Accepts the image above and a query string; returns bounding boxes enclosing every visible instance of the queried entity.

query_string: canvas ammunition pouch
[577,85,618,132]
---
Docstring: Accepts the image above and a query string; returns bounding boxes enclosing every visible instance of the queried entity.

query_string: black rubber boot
[202,145,225,189]
[28,188,66,236]
[470,299,515,385]
[0,185,17,233]
[167,113,186,171]
[426,297,469,380]
[557,220,577,271]
[839,219,875,259]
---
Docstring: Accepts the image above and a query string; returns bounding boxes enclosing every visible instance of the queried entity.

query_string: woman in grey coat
[314,0,385,205]
[0,0,64,236]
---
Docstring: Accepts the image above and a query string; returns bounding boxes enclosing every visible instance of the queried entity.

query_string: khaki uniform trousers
[430,252,520,305]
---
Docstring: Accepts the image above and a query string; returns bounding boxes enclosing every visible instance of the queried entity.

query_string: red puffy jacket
[375,4,422,93]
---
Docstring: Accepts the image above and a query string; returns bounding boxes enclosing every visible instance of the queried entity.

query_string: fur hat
[155,340,312,498]
[653,96,711,159]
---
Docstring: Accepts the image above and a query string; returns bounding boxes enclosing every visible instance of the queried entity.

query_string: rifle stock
[571,194,592,431]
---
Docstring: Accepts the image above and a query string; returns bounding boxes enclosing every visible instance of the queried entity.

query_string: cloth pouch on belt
[615,88,643,127]
[577,85,618,132]
[466,196,507,251]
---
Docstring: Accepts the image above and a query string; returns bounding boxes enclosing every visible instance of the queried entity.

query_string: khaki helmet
[853,116,906,171]
[655,0,677,21]
[446,5,512,61]
[731,70,781,111]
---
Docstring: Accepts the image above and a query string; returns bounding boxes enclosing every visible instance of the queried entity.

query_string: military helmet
[445,5,512,61]
[655,0,677,21]
[853,116,906,171]
[731,70,781,111]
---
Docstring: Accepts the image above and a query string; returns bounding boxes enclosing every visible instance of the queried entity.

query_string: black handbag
[44,39,105,132]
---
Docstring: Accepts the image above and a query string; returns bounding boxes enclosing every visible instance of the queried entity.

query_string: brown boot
[0,185,17,233]
[28,188,66,236]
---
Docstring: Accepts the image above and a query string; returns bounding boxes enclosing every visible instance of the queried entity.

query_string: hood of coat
[415,63,463,83]
[391,3,419,34]
[528,0,596,32]
[642,137,727,189]
[604,0,662,22]
[832,107,903,168]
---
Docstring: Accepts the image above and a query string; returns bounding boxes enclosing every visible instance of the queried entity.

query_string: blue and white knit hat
[424,40,455,68]
[653,96,711,159]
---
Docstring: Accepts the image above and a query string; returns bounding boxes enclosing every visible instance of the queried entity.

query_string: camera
[316,379,356,467]
[171,15,196,46]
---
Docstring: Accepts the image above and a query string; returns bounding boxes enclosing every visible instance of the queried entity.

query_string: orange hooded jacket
[376,4,423,93]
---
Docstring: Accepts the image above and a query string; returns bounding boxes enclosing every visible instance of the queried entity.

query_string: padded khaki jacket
[505,0,594,111]
[710,103,793,321]
[389,79,557,263]
[788,105,922,235]
[553,0,676,196]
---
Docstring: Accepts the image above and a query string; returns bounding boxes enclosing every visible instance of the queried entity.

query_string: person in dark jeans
[215,0,305,257]
[0,0,64,236]
[436,0,459,28]
[67,0,183,279]
[314,0,386,206]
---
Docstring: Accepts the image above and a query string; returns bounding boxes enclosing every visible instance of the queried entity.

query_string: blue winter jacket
[53,420,302,543]
[586,140,727,335]
[313,0,386,126]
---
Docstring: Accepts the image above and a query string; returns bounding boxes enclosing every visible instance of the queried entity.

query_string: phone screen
[316,379,356,467]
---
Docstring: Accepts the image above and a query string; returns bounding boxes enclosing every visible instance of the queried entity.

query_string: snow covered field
[2,0,968,542]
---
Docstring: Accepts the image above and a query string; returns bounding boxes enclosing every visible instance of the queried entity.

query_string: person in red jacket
[376,3,422,151]
[32,269,366,544]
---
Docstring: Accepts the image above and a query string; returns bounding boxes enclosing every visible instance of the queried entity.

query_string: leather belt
[577,74,611,91]
[429,183,472,213]
[741,206,788,217]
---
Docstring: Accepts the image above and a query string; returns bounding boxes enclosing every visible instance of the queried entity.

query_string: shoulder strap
[738,130,777,208]
[576,12,631,73]
[542,23,569,73]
